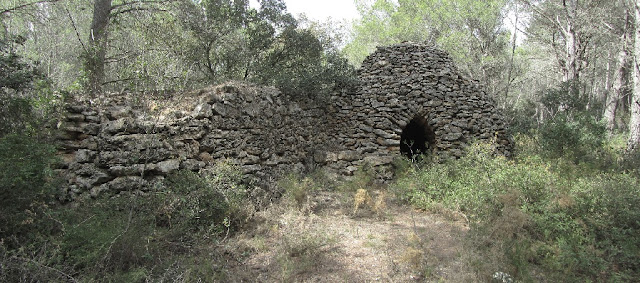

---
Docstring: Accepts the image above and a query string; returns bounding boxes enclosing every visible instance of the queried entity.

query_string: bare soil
[221,191,476,282]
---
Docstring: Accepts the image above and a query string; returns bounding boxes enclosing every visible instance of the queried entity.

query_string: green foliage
[279,174,313,209]
[0,33,53,137]
[0,35,40,92]
[539,80,590,117]
[346,0,509,72]
[538,112,606,162]
[255,27,356,98]
[393,141,640,281]
[504,100,539,136]
[159,170,230,235]
[57,179,240,282]
[170,0,355,98]
[59,197,156,275]
[1,161,248,281]
[0,134,59,246]
[0,96,34,136]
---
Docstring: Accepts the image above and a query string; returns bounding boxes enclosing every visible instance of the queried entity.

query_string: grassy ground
[221,189,473,282]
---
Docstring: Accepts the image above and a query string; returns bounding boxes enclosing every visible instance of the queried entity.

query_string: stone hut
[324,42,512,176]
[56,42,512,199]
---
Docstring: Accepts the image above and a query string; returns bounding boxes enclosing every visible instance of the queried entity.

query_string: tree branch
[110,6,168,17]
[521,0,565,35]
[110,0,173,11]
[65,6,87,54]
[1,0,61,15]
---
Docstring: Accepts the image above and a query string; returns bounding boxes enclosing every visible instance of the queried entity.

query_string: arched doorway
[400,115,436,159]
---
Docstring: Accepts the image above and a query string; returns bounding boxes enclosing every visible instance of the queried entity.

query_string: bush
[158,163,248,235]
[0,134,59,246]
[254,27,356,100]
[393,141,640,281]
[538,112,606,162]
[1,160,248,281]
[159,170,230,236]
[504,99,539,135]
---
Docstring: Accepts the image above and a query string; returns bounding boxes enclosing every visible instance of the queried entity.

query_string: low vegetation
[1,162,253,282]
[392,133,640,281]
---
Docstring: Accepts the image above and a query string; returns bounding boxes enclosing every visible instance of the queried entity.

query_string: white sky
[284,0,360,22]
[250,0,360,22]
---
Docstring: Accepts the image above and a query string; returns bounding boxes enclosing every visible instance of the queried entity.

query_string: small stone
[181,159,205,171]
[155,159,180,174]
[192,103,212,119]
[75,149,96,163]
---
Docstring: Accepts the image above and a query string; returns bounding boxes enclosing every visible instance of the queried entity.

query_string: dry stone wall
[324,43,512,176]
[57,83,329,199]
[57,42,513,199]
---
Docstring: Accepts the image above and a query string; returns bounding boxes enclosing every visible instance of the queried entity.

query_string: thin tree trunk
[628,0,640,151]
[606,32,630,134]
[563,0,580,98]
[504,3,519,109]
[85,0,112,94]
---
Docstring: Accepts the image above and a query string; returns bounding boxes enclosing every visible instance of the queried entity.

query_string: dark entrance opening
[400,116,436,159]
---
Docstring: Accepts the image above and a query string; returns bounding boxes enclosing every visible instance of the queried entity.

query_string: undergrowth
[393,139,640,282]
[0,161,250,282]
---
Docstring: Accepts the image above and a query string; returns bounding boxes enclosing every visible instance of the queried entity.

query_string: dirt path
[222,191,475,282]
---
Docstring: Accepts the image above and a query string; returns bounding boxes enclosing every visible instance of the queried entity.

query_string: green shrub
[0,34,41,94]
[538,112,606,162]
[279,174,313,209]
[0,161,249,281]
[0,134,59,246]
[59,197,155,275]
[159,170,230,236]
[201,160,249,222]
[158,163,248,235]
[393,141,640,281]
[504,99,539,135]
[254,27,356,100]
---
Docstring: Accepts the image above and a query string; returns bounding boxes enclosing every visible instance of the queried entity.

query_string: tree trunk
[85,0,112,94]
[606,34,630,134]
[504,2,519,109]
[563,0,579,92]
[628,0,640,151]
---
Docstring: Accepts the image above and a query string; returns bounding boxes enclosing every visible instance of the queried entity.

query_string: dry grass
[219,183,477,282]
[352,188,388,219]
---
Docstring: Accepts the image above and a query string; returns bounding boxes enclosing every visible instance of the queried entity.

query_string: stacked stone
[57,43,514,199]
[57,82,329,199]
[326,42,512,175]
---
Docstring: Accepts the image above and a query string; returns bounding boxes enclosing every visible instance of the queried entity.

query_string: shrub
[538,112,606,162]
[503,99,539,135]
[159,170,230,236]
[254,27,356,100]
[59,196,157,275]
[51,163,248,280]
[393,141,640,281]
[0,134,59,246]
[279,174,315,210]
